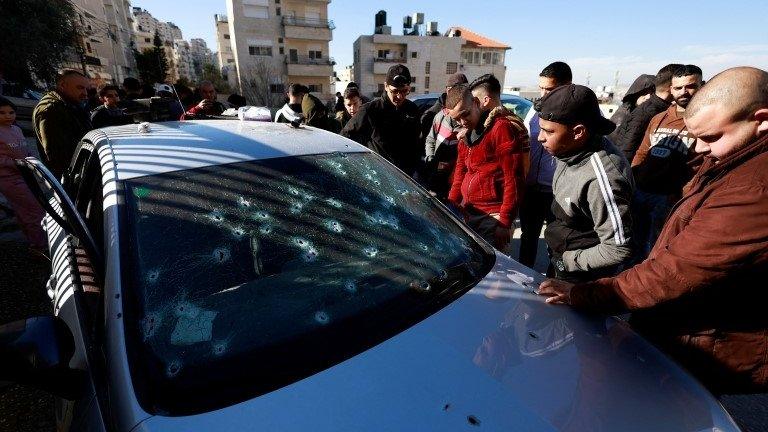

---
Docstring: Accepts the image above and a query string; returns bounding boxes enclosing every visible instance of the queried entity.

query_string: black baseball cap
[386,64,411,87]
[535,84,616,135]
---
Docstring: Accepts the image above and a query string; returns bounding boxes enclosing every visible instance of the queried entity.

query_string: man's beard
[675,95,691,108]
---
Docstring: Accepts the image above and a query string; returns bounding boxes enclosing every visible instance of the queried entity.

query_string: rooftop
[446,27,511,50]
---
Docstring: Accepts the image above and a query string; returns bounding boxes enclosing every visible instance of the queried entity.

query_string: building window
[483,52,492,65]
[377,83,385,94]
[493,52,500,65]
[377,49,390,59]
[289,48,298,62]
[446,62,458,74]
[275,0,280,3]
[278,37,283,43]
[224,34,230,39]
[425,76,429,89]
[411,51,417,59]
[279,47,284,55]
[249,45,273,56]
[270,84,284,93]
[144,37,151,43]
[307,84,322,93]
[425,61,430,74]
[243,5,269,19]
[308,50,322,59]
[227,59,235,63]
[411,76,416,83]
[86,42,92,53]
[410,86,416,93]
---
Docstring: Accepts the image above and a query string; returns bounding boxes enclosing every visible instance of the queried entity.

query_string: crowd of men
[1,61,766,397]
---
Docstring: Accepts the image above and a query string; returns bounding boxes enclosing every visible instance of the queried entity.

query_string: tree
[240,59,283,107]
[200,63,231,93]
[0,0,81,86]
[134,31,170,85]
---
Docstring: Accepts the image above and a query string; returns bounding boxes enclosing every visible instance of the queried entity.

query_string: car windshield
[122,152,494,414]
[501,95,533,120]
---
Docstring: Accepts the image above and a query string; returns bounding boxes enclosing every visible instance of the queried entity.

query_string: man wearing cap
[422,72,468,199]
[536,84,634,283]
[341,64,421,176]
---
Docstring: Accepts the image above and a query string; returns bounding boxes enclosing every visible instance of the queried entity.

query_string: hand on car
[537,279,574,305]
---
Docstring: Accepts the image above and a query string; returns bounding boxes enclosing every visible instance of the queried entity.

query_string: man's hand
[196,99,213,110]
[537,279,574,305]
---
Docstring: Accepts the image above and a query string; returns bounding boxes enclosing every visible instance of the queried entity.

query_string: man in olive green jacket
[33,70,92,179]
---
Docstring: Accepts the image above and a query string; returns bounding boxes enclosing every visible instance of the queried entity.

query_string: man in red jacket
[538,66,768,394]
[446,78,527,251]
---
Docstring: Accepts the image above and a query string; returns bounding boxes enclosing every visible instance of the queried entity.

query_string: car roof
[86,120,369,180]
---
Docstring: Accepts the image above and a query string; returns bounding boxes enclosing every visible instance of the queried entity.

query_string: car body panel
[408,92,535,134]
[133,253,738,432]
[90,120,369,181]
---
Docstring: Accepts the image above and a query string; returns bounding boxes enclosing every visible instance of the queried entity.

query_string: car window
[501,95,533,121]
[122,152,495,414]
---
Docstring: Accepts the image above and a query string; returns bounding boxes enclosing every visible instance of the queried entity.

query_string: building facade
[352,21,510,99]
[215,14,237,87]
[225,0,335,105]
[173,40,197,83]
[190,38,215,78]
[131,7,191,83]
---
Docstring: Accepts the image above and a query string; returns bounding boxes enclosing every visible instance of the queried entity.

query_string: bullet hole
[344,280,357,293]
[443,403,451,411]
[363,246,378,258]
[325,198,343,208]
[365,213,378,224]
[116,313,122,319]
[411,281,431,292]
[166,360,182,378]
[232,226,245,237]
[293,237,311,249]
[302,193,315,202]
[254,210,271,220]
[302,247,319,262]
[212,247,231,263]
[212,341,227,356]
[207,211,224,224]
[314,310,330,325]
[528,332,539,340]
[467,415,481,426]
[259,224,273,235]
[325,219,343,233]
[362,196,371,203]
[238,197,252,208]
[383,195,396,206]
[142,313,159,339]
[146,269,160,283]
[288,186,301,196]
[290,200,303,214]
[439,269,448,279]
[419,243,429,252]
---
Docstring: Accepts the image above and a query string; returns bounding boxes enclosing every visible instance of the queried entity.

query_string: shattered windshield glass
[122,152,494,414]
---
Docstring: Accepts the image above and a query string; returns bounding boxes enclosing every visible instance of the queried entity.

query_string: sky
[132,0,768,88]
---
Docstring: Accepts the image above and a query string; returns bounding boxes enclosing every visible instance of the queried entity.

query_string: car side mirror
[0,316,86,400]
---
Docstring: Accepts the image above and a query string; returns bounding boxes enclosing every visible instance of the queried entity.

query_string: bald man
[538,67,768,395]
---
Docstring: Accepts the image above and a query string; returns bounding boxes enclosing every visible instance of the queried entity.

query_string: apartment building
[352,17,510,98]
[66,0,136,84]
[215,14,237,86]
[131,8,197,83]
[173,40,198,83]
[190,38,215,77]
[224,0,335,105]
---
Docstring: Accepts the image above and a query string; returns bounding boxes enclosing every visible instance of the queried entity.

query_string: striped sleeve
[562,152,634,272]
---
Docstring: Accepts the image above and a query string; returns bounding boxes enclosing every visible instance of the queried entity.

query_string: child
[0,97,46,251]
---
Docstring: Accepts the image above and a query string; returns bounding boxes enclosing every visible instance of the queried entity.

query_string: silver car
[5,120,739,431]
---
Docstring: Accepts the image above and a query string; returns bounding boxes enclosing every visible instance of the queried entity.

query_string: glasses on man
[387,85,410,96]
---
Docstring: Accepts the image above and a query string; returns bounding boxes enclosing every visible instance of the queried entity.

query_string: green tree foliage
[0,0,80,86]
[133,31,170,85]
[201,63,231,93]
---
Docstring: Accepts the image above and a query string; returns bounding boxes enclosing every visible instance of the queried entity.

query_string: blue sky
[132,0,768,87]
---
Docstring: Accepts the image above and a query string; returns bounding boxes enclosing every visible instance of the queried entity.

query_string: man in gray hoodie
[536,84,634,283]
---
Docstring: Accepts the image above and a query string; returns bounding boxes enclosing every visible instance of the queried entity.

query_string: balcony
[282,16,334,41]
[285,56,334,77]
[373,59,407,74]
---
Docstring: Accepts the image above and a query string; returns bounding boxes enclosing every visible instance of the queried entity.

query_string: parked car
[409,92,536,130]
[6,120,739,431]
[0,82,42,136]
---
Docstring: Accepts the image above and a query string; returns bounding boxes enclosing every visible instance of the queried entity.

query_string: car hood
[134,253,738,432]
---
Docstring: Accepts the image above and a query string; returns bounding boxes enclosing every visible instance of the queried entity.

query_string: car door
[17,143,110,431]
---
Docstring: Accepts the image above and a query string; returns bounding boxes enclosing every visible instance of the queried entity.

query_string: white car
[5,120,740,431]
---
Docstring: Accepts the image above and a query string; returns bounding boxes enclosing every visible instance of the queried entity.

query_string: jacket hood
[37,90,68,111]
[622,74,656,103]
[134,253,739,432]
[484,106,529,144]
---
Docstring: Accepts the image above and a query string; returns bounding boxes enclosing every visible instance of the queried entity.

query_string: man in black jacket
[341,64,421,176]
[608,64,681,162]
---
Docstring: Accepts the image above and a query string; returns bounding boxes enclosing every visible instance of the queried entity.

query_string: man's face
[686,104,764,160]
[385,84,409,107]
[344,96,362,117]
[538,76,559,97]
[538,118,580,156]
[200,84,216,101]
[449,95,482,130]
[100,90,120,108]
[671,75,702,109]
[59,75,90,104]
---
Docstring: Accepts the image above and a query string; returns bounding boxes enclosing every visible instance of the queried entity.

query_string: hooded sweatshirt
[274,103,303,123]
[448,106,528,228]
[631,105,698,195]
